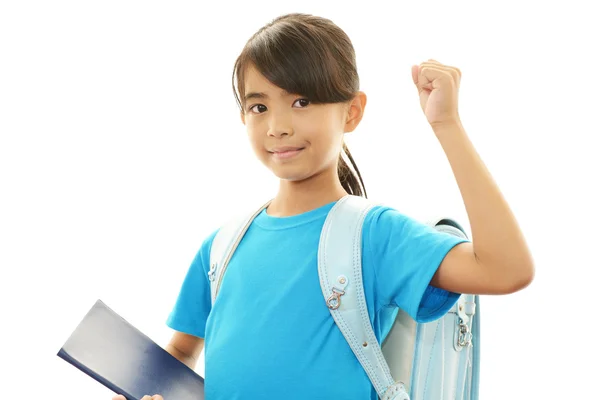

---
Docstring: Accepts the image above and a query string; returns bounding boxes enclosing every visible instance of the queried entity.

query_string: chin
[273,172,311,182]
[269,166,314,182]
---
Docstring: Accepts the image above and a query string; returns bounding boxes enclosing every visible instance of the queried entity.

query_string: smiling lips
[269,146,305,160]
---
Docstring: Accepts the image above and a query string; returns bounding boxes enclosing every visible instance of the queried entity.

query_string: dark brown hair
[231,13,367,198]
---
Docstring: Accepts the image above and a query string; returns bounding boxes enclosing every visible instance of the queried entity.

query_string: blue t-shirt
[166,201,468,399]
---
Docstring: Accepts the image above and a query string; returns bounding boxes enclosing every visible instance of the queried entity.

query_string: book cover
[57,299,204,400]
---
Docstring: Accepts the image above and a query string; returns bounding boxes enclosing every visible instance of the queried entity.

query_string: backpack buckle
[457,318,473,348]
[208,263,217,281]
[326,275,349,310]
[326,287,345,310]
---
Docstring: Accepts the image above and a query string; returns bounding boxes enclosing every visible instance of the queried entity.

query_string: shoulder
[200,202,266,266]
[362,203,468,263]
[363,204,436,240]
[201,228,220,253]
[187,228,220,275]
[187,210,252,273]
[364,204,410,224]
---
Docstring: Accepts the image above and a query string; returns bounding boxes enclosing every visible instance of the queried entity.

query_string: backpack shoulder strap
[318,195,409,400]
[209,200,270,304]
[427,217,469,238]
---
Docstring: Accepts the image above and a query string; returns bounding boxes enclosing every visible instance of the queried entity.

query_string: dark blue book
[57,299,205,400]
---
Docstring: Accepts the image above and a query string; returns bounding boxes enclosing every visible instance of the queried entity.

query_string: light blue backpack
[208,195,480,400]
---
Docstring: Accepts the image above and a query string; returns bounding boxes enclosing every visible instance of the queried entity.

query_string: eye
[293,98,310,108]
[248,98,310,114]
[248,104,267,114]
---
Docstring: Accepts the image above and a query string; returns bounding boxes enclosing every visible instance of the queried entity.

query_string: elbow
[475,249,535,294]
[501,261,535,294]
[516,252,536,290]
[508,269,534,293]
[477,252,535,294]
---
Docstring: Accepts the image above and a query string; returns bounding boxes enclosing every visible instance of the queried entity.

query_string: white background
[1,0,598,398]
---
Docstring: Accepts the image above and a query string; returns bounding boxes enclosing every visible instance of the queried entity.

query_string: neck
[267,168,348,217]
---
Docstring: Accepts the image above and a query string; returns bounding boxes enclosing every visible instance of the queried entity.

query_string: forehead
[243,64,293,97]
[244,64,272,88]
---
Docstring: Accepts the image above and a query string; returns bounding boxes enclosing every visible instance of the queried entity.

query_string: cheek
[308,131,344,167]
[319,119,344,148]
[245,122,261,144]
[246,127,266,157]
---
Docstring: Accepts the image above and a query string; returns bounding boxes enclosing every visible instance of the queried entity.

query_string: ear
[343,91,367,133]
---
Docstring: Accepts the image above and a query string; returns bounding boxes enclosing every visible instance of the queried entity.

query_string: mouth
[268,146,305,160]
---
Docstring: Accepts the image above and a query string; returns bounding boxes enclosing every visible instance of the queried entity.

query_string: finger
[152,396,164,400]
[112,396,126,400]
[413,64,438,92]
[419,66,456,90]
[421,61,461,82]
[141,396,153,400]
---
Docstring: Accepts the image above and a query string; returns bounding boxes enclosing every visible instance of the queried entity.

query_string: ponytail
[338,142,367,198]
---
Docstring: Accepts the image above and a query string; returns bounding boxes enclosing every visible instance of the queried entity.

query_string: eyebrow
[243,89,293,104]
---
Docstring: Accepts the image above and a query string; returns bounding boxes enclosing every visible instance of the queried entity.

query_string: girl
[113,12,534,400]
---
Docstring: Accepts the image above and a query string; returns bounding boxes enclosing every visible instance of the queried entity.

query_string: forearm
[433,120,534,288]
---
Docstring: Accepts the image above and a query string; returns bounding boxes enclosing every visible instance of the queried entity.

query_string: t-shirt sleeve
[365,207,470,323]
[165,229,219,338]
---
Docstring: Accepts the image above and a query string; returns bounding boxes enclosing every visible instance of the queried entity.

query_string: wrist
[430,118,466,140]
[430,117,463,133]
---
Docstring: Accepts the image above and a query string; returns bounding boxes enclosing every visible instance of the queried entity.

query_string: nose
[267,111,294,138]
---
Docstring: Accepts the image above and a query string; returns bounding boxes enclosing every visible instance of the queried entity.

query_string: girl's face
[240,64,365,183]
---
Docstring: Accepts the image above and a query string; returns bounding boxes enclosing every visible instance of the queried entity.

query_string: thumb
[411,65,419,86]
[412,65,436,94]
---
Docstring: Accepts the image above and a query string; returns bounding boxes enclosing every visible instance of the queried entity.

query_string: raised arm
[413,60,535,295]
